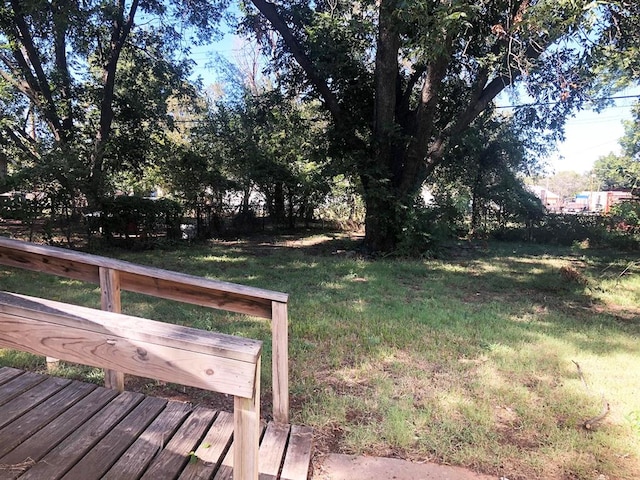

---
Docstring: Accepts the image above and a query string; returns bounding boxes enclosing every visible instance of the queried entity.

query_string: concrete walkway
[313,454,497,480]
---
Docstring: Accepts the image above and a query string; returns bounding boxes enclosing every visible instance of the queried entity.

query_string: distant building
[529,185,635,214]
[573,190,633,213]
[529,186,562,211]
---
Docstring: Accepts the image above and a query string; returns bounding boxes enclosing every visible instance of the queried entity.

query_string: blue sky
[189,36,638,178]
[549,93,638,174]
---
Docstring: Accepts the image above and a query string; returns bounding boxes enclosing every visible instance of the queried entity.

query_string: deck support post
[272,301,289,424]
[100,267,125,392]
[234,356,261,480]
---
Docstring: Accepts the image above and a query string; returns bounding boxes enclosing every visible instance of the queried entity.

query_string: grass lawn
[1,233,639,480]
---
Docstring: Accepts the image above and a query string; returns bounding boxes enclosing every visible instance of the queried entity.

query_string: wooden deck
[0,367,313,480]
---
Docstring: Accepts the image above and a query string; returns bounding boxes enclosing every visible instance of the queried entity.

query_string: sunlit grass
[0,237,639,479]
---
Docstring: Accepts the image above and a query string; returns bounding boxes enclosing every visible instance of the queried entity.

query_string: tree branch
[249,0,343,122]
[89,0,139,200]
[9,0,64,141]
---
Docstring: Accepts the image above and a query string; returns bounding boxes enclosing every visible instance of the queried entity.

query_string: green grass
[1,235,639,479]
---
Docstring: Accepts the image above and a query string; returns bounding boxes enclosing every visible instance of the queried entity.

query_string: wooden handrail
[0,291,262,480]
[0,236,289,423]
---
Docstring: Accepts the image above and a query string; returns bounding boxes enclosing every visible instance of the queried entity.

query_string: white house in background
[529,185,562,211]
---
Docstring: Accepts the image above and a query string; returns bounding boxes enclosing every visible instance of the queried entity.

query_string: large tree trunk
[248,0,530,253]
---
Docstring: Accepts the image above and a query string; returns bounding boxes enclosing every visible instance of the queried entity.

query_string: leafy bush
[609,200,640,232]
[492,211,640,250]
[530,214,610,245]
[95,196,183,246]
[395,196,465,257]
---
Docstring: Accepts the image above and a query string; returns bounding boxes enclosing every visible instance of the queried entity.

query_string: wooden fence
[0,236,290,424]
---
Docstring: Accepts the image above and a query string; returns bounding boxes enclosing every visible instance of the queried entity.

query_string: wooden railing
[0,236,290,423]
[0,291,262,480]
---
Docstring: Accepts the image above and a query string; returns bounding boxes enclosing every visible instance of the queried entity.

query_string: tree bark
[248,0,552,252]
[87,0,139,207]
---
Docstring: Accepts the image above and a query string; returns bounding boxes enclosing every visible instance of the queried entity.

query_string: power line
[496,94,640,109]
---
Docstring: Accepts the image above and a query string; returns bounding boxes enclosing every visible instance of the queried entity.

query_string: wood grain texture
[0,386,119,472]
[0,236,290,422]
[140,405,217,480]
[0,367,24,387]
[177,411,234,480]
[61,396,167,480]
[259,422,291,480]
[280,425,314,480]
[0,292,262,397]
[0,236,288,318]
[0,371,47,407]
[100,267,125,391]
[272,301,289,424]
[0,313,259,397]
[0,292,262,362]
[234,356,261,480]
[0,381,96,458]
[0,369,314,480]
[102,401,192,480]
[17,391,144,480]
[0,376,70,430]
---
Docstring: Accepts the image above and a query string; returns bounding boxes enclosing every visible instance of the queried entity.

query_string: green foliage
[593,152,639,191]
[314,175,365,228]
[242,0,629,251]
[610,200,640,230]
[193,88,333,227]
[395,197,463,257]
[96,196,183,246]
[4,237,640,479]
[0,0,226,206]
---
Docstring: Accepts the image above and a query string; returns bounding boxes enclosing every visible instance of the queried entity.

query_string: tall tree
[0,0,227,206]
[592,103,640,193]
[241,0,635,251]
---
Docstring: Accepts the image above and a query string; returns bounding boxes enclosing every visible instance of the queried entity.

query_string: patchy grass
[1,235,639,480]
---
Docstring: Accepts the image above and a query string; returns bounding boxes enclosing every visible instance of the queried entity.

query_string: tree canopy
[0,0,228,206]
[240,0,640,251]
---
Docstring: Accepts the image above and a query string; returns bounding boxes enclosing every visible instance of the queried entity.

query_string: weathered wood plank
[0,236,288,318]
[0,387,117,468]
[0,381,96,458]
[100,266,125,392]
[0,386,119,477]
[61,396,167,480]
[102,401,192,480]
[0,295,261,398]
[259,422,291,480]
[0,367,23,386]
[0,376,71,430]
[0,291,262,362]
[212,441,234,480]
[16,391,144,480]
[140,405,217,480]
[280,425,314,480]
[0,371,47,407]
[234,355,261,480]
[0,316,259,398]
[272,301,289,424]
[177,410,235,480]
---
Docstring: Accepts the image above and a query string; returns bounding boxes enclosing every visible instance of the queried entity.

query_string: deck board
[0,381,95,458]
[0,368,313,480]
[103,402,192,480]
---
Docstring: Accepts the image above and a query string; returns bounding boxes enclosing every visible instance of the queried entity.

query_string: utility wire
[496,94,640,109]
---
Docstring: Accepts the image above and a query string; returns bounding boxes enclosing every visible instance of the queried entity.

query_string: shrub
[95,196,183,246]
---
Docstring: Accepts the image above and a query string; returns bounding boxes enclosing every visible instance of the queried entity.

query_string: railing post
[271,301,289,424]
[234,355,260,480]
[99,267,125,392]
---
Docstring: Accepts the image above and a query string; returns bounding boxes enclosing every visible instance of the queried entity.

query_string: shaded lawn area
[1,234,639,480]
